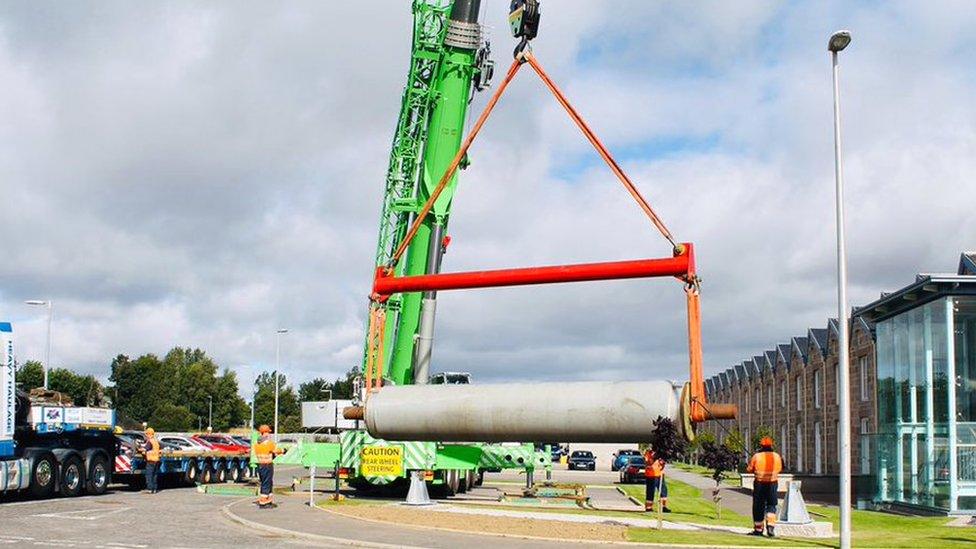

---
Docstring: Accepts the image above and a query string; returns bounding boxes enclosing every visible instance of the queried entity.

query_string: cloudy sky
[1,1,973,393]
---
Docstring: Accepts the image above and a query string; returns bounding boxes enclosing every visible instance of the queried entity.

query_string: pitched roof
[792,336,809,361]
[752,355,767,375]
[777,343,792,365]
[810,328,828,354]
[744,359,759,379]
[734,363,746,382]
[764,350,778,372]
[720,371,730,390]
[959,252,976,275]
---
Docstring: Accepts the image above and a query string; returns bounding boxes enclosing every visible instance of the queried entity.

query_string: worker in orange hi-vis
[143,427,161,494]
[254,425,283,509]
[746,437,783,537]
[643,448,670,513]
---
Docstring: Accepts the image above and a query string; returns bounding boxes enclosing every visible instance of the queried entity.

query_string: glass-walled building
[859,272,976,513]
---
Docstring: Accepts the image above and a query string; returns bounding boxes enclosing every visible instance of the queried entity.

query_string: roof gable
[959,252,976,275]
[792,336,809,362]
[809,328,828,356]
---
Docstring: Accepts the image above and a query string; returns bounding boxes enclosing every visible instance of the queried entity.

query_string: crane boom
[366,0,491,388]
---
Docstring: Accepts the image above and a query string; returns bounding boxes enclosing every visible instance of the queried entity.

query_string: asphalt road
[0,467,632,548]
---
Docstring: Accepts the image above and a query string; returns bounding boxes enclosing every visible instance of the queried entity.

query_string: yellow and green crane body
[299,0,548,488]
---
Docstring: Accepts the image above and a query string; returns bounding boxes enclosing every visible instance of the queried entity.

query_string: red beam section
[373,244,694,297]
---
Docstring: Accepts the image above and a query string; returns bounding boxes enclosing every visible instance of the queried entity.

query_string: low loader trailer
[113,448,254,488]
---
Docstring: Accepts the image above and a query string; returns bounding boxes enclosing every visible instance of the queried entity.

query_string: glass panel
[875,298,952,509]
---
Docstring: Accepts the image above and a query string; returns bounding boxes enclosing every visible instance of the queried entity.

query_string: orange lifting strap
[372,49,713,418]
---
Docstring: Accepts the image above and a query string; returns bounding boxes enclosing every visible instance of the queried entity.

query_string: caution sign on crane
[360,445,404,477]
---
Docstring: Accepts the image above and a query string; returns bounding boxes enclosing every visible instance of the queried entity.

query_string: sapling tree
[700,440,741,519]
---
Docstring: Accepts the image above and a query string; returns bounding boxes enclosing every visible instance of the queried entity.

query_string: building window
[796,425,804,472]
[768,385,773,410]
[781,424,788,462]
[814,369,822,409]
[756,389,761,411]
[796,379,802,411]
[744,392,749,415]
[859,418,870,474]
[859,356,868,401]
[781,381,786,408]
[814,421,823,474]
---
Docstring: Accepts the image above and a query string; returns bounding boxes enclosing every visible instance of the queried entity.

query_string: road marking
[104,544,147,548]
[32,507,128,521]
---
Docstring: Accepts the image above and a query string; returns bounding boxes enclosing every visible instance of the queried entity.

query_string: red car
[195,434,249,453]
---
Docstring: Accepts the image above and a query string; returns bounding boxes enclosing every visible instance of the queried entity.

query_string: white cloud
[1,1,973,394]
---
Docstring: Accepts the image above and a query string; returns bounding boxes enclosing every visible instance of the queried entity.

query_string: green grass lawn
[671,462,740,485]
[620,477,976,547]
[618,479,748,527]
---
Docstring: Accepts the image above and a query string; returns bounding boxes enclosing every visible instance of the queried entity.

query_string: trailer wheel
[466,470,477,491]
[60,455,86,497]
[457,471,468,494]
[232,464,244,483]
[213,463,227,484]
[201,462,214,484]
[475,469,485,487]
[85,454,110,495]
[183,462,199,485]
[28,451,57,499]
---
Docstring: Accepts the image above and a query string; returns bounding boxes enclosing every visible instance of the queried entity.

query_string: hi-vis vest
[255,438,276,465]
[644,451,664,478]
[146,437,161,463]
[747,450,783,483]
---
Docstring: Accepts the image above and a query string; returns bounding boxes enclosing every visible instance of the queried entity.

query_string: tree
[647,416,688,462]
[700,439,741,519]
[253,372,300,433]
[149,403,195,431]
[15,361,43,390]
[298,366,359,402]
[47,368,105,406]
[212,369,249,431]
[750,425,774,453]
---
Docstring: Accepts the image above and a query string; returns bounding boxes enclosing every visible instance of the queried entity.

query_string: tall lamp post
[24,300,53,390]
[829,29,853,549]
[207,395,213,431]
[274,328,288,442]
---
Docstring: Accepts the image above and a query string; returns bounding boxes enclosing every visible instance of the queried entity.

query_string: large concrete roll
[362,380,691,443]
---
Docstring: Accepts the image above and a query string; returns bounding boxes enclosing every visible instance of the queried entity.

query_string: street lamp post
[207,395,213,431]
[274,328,288,442]
[829,29,853,549]
[24,300,53,390]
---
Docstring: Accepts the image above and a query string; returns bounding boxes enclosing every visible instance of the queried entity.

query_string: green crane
[369,0,493,387]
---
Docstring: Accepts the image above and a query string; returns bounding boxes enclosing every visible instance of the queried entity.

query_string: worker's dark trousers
[752,481,778,527]
[145,462,159,493]
[645,477,667,503]
[258,464,274,496]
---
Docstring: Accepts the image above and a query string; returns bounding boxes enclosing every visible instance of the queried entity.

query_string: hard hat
[258,424,272,434]
[760,436,774,448]
[145,427,155,436]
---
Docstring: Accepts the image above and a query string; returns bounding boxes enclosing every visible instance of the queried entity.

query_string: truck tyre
[466,470,477,491]
[59,455,86,497]
[28,451,57,499]
[85,454,110,495]
[444,469,459,496]
[183,462,199,485]
[232,464,245,483]
[457,471,468,494]
[201,462,214,484]
[475,469,485,486]
[213,463,227,483]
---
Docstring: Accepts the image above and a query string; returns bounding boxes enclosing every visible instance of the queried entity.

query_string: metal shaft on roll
[363,380,689,443]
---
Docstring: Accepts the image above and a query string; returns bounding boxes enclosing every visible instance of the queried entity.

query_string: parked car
[611,449,642,471]
[619,456,645,484]
[194,434,248,453]
[158,435,212,451]
[567,450,596,471]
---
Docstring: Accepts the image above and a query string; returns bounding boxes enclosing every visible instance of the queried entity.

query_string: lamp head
[829,30,852,52]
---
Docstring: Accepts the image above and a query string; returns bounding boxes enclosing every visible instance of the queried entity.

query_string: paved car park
[0,466,634,548]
